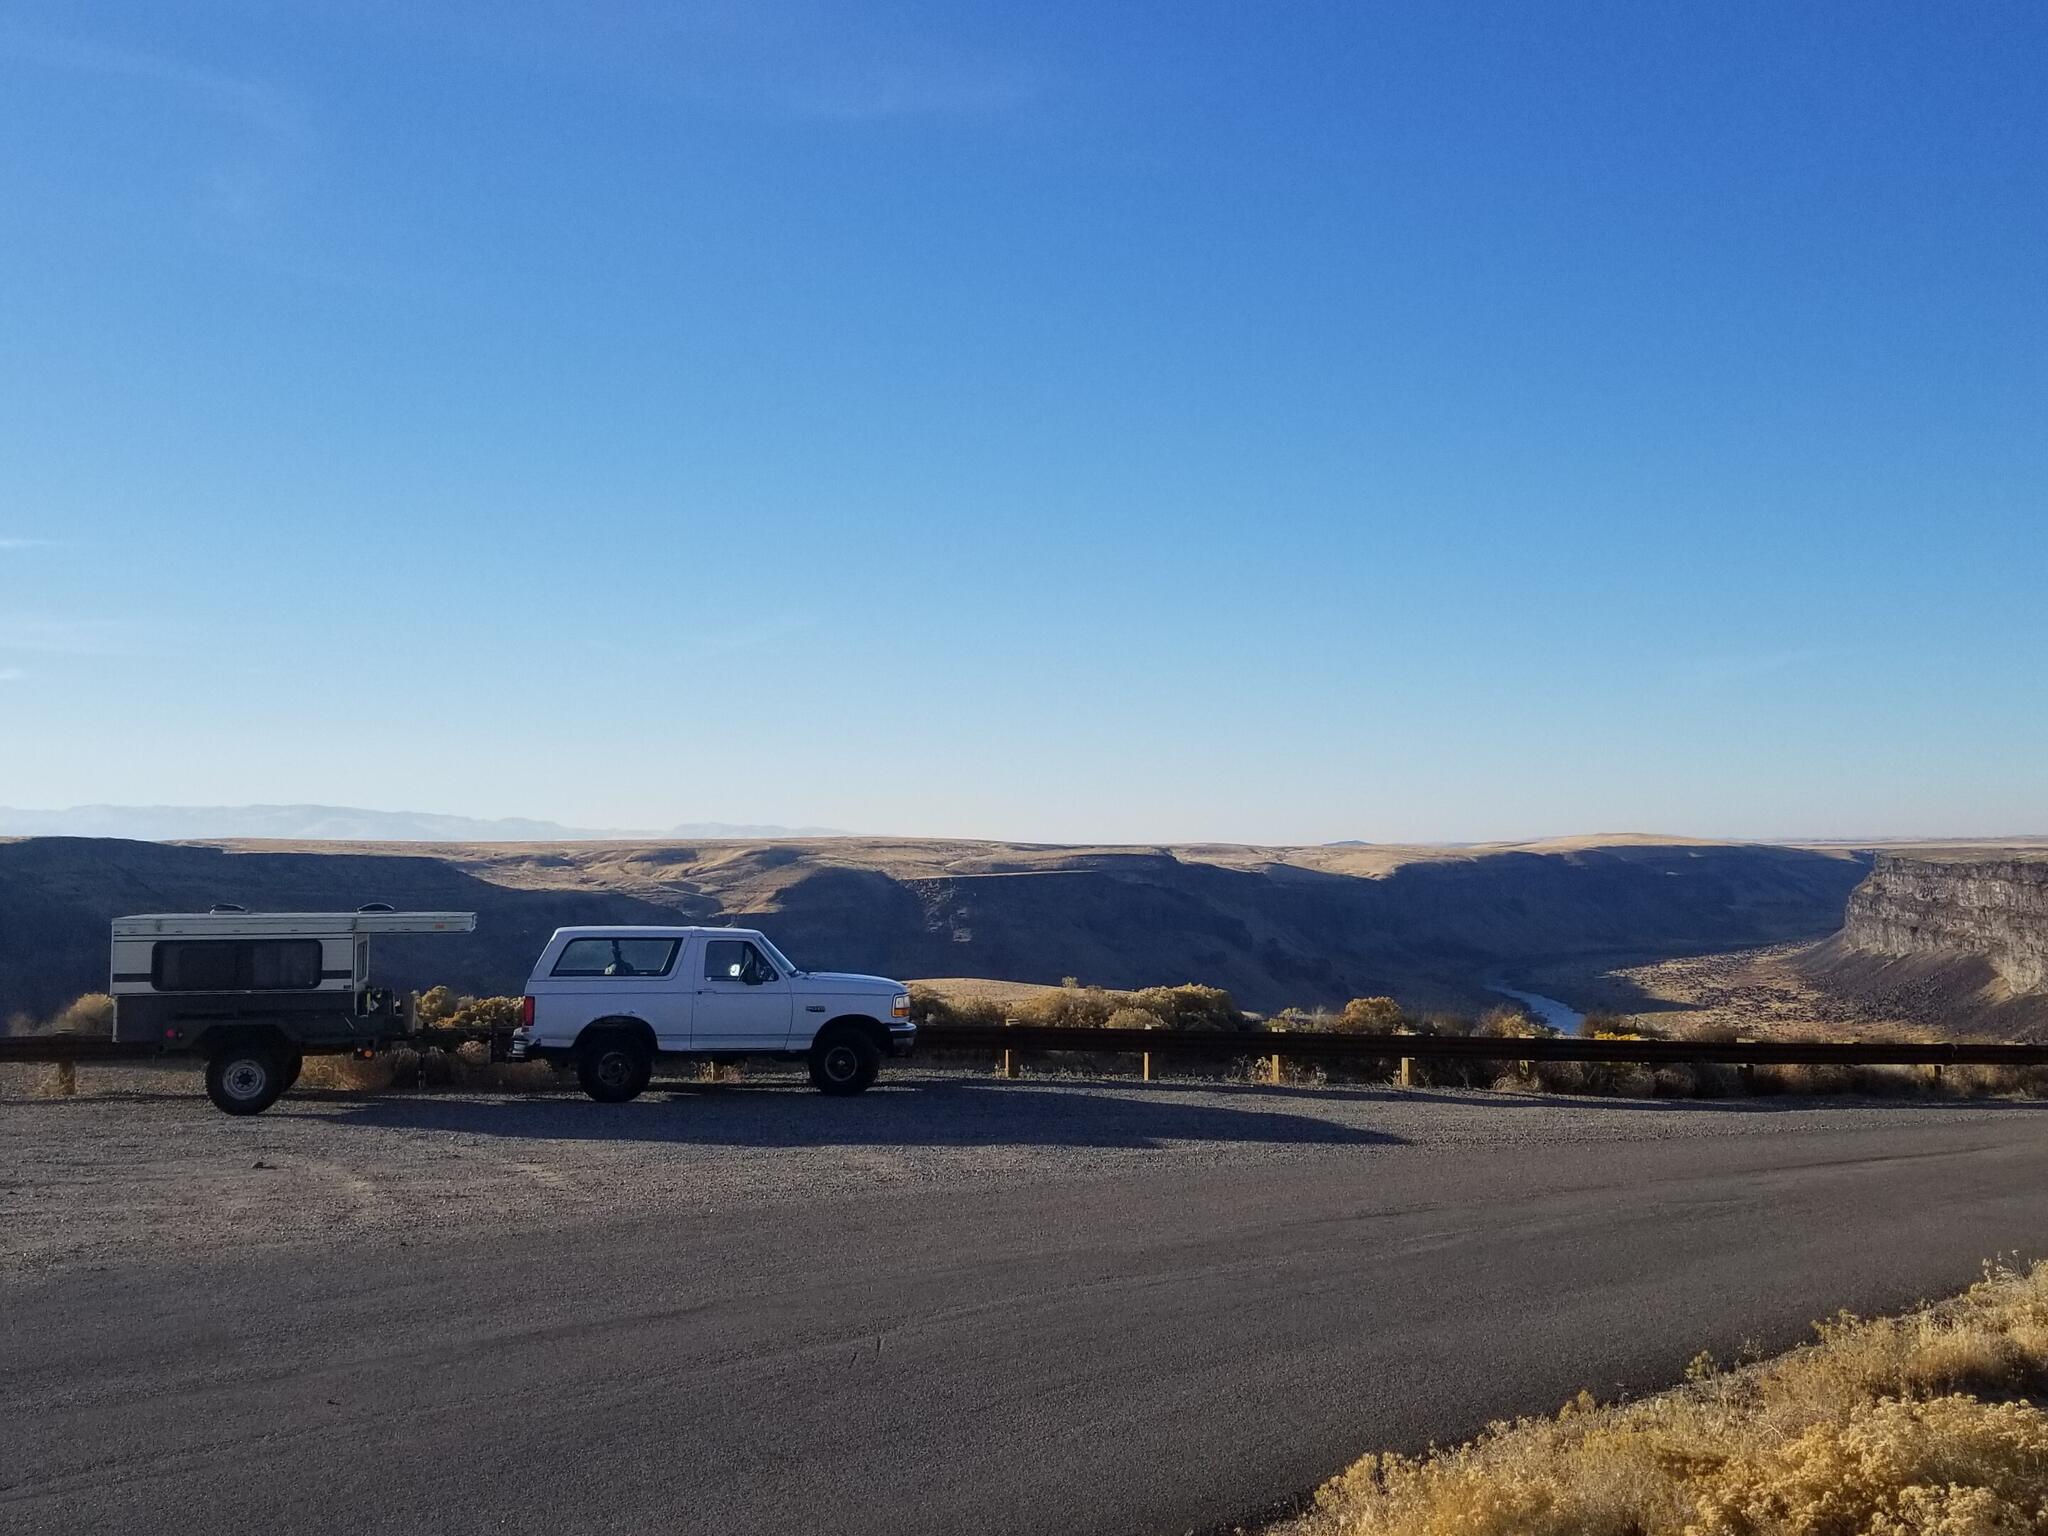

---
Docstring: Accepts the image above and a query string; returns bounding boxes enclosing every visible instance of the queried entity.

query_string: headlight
[892,993,911,1019]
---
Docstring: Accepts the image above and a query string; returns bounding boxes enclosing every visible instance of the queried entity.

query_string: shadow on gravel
[299,1079,1408,1150]
[1392,1088,2048,1116]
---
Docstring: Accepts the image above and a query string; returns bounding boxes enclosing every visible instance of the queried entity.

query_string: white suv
[511,926,915,1103]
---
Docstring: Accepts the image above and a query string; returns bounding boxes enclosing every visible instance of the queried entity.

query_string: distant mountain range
[0,804,843,843]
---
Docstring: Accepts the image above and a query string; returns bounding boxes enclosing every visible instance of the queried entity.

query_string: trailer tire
[576,1035,653,1104]
[808,1025,881,1096]
[205,1047,288,1116]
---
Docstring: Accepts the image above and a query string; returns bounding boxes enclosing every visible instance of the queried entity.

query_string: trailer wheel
[808,1025,881,1096]
[576,1036,652,1103]
[205,1048,288,1116]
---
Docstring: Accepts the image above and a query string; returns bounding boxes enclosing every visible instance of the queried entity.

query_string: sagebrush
[1278,1259,2048,1536]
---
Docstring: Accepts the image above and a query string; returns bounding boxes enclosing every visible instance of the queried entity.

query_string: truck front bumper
[887,1021,918,1058]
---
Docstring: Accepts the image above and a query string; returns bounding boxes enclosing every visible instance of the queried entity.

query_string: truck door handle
[805,1005,826,1013]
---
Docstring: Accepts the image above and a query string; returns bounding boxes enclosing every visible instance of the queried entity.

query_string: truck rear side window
[550,937,680,978]
[152,940,323,992]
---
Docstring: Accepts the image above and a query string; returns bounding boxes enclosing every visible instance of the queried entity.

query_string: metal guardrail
[0,1026,506,1065]
[917,1022,2048,1070]
[7,1022,2045,1073]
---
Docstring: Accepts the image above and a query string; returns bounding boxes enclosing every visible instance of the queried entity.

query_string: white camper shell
[111,909,475,1003]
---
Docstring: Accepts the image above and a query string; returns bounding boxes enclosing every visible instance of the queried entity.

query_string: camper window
[152,939,323,992]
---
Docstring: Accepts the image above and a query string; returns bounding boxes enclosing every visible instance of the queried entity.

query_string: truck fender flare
[812,1015,888,1053]
[572,1016,657,1054]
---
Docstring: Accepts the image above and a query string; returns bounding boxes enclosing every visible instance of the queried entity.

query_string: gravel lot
[6,1061,2038,1280]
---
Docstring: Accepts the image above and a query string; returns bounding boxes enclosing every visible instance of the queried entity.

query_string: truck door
[693,937,795,1051]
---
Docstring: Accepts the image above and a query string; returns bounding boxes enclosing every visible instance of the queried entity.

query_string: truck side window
[704,939,775,984]
[550,937,680,977]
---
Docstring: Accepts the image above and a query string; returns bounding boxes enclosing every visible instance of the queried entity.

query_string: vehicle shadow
[299,1078,1407,1151]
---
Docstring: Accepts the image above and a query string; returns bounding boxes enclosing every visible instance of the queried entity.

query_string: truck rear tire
[809,1026,881,1096]
[205,1047,288,1116]
[577,1036,653,1103]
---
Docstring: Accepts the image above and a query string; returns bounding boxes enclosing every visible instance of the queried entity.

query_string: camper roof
[111,911,478,939]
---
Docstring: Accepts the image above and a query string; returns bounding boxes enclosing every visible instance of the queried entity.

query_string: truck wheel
[577,1036,652,1103]
[205,1048,288,1116]
[809,1026,881,1096]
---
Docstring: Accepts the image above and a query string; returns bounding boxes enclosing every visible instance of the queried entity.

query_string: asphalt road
[7,1088,2048,1535]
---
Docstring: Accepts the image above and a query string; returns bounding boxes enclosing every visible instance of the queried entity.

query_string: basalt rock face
[1843,856,2048,995]
[1799,855,2048,1035]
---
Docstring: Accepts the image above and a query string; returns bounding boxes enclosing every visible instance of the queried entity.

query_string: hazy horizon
[1,800,2043,851]
[3,3,2043,844]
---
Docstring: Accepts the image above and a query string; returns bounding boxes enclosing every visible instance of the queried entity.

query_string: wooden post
[1398,1055,1414,1089]
[1141,1024,1153,1083]
[1001,1018,1018,1081]
[1268,1052,1283,1086]
[53,1060,77,1097]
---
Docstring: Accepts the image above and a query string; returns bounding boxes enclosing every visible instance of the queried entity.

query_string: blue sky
[1,1,2043,843]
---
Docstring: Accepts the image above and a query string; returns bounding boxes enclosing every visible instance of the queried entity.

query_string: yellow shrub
[1280,1262,2048,1536]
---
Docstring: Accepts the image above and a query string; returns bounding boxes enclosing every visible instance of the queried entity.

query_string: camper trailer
[109,908,476,1114]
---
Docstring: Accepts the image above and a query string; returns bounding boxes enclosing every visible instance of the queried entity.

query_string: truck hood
[795,971,903,993]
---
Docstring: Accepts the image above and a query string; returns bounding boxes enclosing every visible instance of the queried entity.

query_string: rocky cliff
[1843,855,2048,993]
[1802,853,2048,1035]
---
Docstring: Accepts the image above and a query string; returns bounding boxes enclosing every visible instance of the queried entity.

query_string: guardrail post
[1398,1049,1414,1089]
[1001,1018,1018,1081]
[1268,1051,1283,1086]
[53,1060,76,1097]
[1736,1039,1755,1094]
[1141,1025,1154,1083]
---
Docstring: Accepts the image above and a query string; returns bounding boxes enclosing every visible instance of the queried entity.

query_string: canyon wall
[0,835,1869,1022]
[1841,855,2048,995]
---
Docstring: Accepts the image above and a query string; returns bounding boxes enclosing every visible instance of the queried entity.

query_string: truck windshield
[757,936,801,976]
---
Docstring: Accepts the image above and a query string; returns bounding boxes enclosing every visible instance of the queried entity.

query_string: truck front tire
[809,1026,881,1096]
[577,1036,653,1103]
[205,1048,288,1116]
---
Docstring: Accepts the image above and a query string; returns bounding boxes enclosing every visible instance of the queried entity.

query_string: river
[1488,984,1586,1035]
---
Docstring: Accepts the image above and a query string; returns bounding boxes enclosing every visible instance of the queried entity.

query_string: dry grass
[297,1042,560,1094]
[1275,1259,2048,1536]
[4,992,114,1036]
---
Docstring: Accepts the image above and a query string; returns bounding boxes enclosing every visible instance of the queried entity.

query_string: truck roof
[546,925,763,939]
[113,911,478,938]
